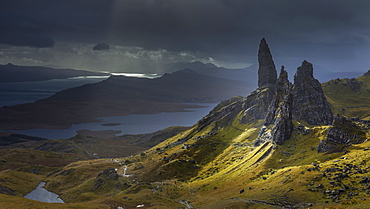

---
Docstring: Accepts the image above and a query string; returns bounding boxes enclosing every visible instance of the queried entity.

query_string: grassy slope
[118,97,369,208]
[323,74,370,119]
[0,127,191,208]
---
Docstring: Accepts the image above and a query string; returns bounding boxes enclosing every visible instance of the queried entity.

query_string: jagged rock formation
[240,86,275,124]
[251,42,333,145]
[317,115,367,153]
[292,61,333,125]
[256,67,294,145]
[258,38,277,88]
[264,66,293,126]
[241,38,277,124]
[196,39,336,147]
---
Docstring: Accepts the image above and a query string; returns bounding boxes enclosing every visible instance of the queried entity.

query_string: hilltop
[0,39,369,208]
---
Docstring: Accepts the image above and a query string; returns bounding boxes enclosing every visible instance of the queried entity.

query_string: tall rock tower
[292,61,333,125]
[258,38,277,88]
[240,38,277,124]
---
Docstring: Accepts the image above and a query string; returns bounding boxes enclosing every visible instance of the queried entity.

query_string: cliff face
[292,61,333,125]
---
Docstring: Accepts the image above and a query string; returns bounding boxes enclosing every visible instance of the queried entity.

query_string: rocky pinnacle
[292,60,333,125]
[258,38,277,88]
[257,66,294,145]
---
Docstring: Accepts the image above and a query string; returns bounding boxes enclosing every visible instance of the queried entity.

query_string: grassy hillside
[323,71,370,119]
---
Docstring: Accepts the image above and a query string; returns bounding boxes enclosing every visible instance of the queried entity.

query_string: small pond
[23,182,64,203]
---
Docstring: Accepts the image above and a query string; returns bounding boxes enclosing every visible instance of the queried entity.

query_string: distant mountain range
[164,61,257,84]
[0,69,252,130]
[0,63,108,82]
[2,61,358,85]
[163,61,366,83]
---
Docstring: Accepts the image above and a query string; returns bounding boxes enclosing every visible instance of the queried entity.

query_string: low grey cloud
[93,43,110,51]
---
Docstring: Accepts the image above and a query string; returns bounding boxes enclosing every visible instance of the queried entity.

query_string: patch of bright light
[67,76,110,80]
[111,73,162,79]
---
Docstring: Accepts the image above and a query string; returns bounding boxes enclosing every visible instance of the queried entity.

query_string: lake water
[10,103,217,139]
[23,182,64,203]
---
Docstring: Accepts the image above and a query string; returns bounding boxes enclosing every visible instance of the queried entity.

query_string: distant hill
[0,63,108,82]
[0,69,251,129]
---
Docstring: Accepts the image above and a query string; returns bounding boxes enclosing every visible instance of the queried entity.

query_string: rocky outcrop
[317,115,367,153]
[195,40,336,147]
[93,168,123,190]
[363,70,370,77]
[258,38,277,88]
[240,86,275,124]
[197,97,244,131]
[97,168,120,180]
[292,61,333,125]
[256,67,294,145]
[241,38,277,124]
[343,78,362,92]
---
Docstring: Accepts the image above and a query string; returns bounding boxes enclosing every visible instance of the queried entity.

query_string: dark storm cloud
[0,0,112,47]
[2,0,370,51]
[1,0,370,72]
[0,11,55,48]
[102,0,370,51]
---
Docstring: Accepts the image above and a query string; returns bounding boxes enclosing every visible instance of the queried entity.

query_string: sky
[1,0,370,76]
